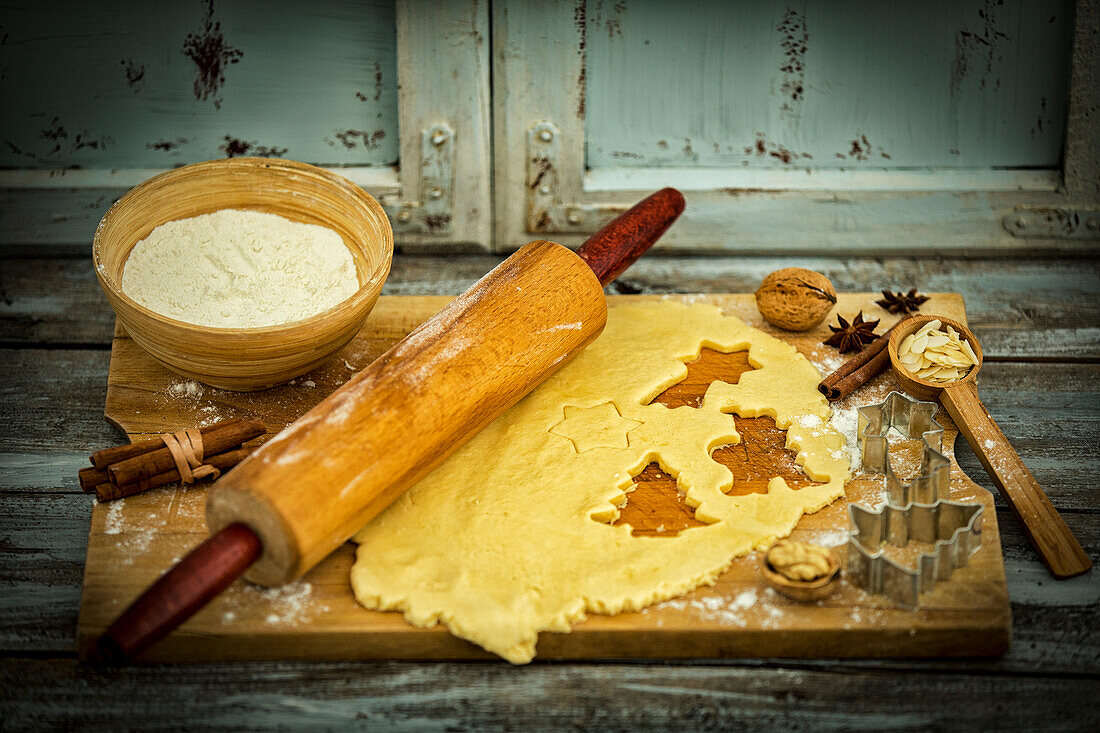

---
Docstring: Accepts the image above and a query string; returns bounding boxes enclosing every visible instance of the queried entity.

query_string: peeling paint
[1031,96,1049,138]
[776,6,808,118]
[839,132,890,162]
[5,140,36,160]
[373,60,383,102]
[219,135,286,158]
[121,58,145,90]
[951,0,1008,97]
[40,117,67,156]
[744,133,806,165]
[330,129,386,150]
[182,0,243,109]
[681,138,697,161]
[146,138,189,152]
[424,213,452,233]
[528,155,552,190]
[574,0,587,119]
[593,0,626,40]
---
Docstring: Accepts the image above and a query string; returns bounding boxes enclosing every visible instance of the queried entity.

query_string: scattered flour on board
[167,380,204,398]
[828,406,862,475]
[646,587,788,629]
[807,346,844,376]
[219,581,330,626]
[804,528,850,547]
[104,500,125,535]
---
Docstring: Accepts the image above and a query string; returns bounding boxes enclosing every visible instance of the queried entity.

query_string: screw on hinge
[1014,215,1028,230]
[538,184,551,195]
[430,130,448,147]
[396,209,412,223]
[566,210,581,225]
[539,129,553,143]
[429,187,443,200]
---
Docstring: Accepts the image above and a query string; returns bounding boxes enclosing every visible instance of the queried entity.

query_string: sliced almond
[898,320,977,383]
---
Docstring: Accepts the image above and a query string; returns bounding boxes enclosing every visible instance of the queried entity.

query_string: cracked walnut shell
[754,268,837,331]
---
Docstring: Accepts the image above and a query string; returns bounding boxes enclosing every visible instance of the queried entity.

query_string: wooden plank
[2,656,1098,731]
[0,259,117,344]
[0,493,90,652]
[586,167,1062,192]
[393,0,493,252]
[3,256,1098,360]
[72,293,1014,663]
[0,349,121,453]
[582,1,1072,170]
[0,0,399,168]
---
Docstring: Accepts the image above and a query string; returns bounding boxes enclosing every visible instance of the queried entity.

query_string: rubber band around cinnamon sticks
[161,429,221,485]
[818,319,909,401]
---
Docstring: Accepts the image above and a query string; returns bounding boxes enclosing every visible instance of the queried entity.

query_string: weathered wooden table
[2,254,1097,729]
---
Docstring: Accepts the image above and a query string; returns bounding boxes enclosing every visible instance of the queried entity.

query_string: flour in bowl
[121,209,359,328]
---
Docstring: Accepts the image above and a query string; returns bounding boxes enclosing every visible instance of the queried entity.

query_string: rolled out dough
[351,301,848,663]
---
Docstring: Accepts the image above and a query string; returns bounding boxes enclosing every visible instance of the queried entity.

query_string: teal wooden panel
[0,0,398,168]
[584,0,1072,169]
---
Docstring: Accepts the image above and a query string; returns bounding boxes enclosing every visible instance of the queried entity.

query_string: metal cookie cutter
[857,391,949,506]
[847,391,984,609]
[848,500,983,610]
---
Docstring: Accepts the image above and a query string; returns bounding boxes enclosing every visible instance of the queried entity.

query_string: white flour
[121,209,359,328]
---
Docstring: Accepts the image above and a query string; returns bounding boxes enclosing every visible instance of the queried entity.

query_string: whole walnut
[754,268,837,331]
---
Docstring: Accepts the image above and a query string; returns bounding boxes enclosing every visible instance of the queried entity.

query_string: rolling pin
[91,187,686,662]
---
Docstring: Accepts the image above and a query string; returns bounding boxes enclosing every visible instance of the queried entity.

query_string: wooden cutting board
[77,294,1011,662]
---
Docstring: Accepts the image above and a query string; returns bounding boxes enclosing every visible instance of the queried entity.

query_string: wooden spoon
[887,315,1091,579]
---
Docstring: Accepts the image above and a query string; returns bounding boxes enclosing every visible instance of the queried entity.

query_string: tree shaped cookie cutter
[847,391,984,609]
[857,391,949,506]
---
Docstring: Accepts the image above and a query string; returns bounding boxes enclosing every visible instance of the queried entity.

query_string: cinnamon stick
[108,418,265,487]
[96,447,254,502]
[79,466,110,493]
[818,319,907,401]
[89,417,245,468]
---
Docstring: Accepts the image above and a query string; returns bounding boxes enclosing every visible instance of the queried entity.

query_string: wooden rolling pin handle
[90,524,262,663]
[941,382,1092,579]
[575,187,685,286]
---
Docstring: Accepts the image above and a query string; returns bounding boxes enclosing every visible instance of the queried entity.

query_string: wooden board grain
[77,293,1011,661]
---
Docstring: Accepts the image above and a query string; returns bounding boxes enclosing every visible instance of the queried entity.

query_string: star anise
[824,311,880,353]
[876,288,929,314]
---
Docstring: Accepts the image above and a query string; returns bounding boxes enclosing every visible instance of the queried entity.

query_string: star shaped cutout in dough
[549,402,643,454]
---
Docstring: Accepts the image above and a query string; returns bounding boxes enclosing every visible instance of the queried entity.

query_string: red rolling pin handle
[575,187,685,286]
[90,523,261,663]
[92,186,685,663]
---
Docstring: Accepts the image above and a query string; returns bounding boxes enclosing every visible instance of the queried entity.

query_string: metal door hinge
[1003,207,1100,239]
[526,121,626,234]
[382,123,454,235]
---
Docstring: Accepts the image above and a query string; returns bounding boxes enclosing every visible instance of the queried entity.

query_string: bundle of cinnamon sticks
[79,417,264,502]
[818,319,910,401]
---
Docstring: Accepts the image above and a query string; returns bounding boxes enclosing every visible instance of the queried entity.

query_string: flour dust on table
[351,301,850,663]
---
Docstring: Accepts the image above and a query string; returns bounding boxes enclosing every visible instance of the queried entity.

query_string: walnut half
[765,540,835,582]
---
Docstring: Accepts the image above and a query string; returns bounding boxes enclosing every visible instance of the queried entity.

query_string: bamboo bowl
[93,157,393,391]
